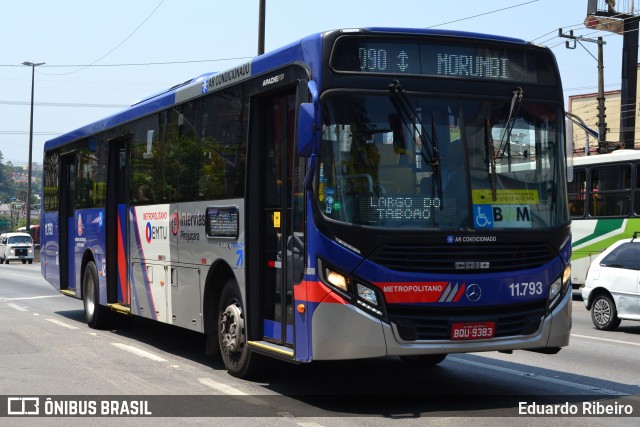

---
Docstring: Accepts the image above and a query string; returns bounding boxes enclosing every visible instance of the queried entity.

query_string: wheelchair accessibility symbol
[474,205,493,229]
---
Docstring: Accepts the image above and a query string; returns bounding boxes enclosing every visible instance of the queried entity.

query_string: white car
[582,233,640,331]
[0,232,35,264]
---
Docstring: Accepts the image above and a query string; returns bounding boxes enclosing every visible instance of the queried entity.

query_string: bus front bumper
[310,288,572,360]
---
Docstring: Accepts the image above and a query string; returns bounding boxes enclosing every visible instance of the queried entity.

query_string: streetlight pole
[22,61,44,238]
[258,0,265,55]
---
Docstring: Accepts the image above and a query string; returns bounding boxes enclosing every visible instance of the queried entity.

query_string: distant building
[568,88,624,155]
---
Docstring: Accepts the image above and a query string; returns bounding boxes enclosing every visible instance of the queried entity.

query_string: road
[0,264,638,426]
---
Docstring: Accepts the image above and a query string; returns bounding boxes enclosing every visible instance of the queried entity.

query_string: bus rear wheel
[218,279,262,378]
[83,261,112,329]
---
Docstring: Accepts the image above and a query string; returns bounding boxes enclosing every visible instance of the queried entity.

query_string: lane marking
[45,318,79,330]
[0,295,63,301]
[0,273,44,280]
[198,378,267,406]
[452,357,624,395]
[572,333,640,347]
[111,343,167,362]
[6,303,28,312]
[198,377,249,395]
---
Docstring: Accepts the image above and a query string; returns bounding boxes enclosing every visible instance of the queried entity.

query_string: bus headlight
[319,259,386,319]
[548,265,571,312]
[356,283,383,316]
[326,269,348,292]
[357,283,378,306]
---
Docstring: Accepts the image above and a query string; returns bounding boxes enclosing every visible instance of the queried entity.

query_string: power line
[0,100,128,108]
[0,56,254,69]
[43,0,166,76]
[0,131,60,136]
[426,0,539,29]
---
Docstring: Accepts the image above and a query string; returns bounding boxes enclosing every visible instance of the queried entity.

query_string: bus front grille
[372,242,555,273]
[388,301,547,341]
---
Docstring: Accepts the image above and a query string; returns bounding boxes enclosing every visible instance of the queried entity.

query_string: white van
[0,232,35,264]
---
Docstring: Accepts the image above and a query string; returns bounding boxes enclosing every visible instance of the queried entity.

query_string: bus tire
[218,279,262,378]
[591,293,621,331]
[400,354,447,366]
[28,260,33,264]
[83,261,112,329]
[22,260,27,264]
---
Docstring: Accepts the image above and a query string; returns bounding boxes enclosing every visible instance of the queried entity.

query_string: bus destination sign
[331,36,554,84]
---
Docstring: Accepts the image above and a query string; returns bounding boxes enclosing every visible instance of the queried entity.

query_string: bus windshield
[317,92,568,230]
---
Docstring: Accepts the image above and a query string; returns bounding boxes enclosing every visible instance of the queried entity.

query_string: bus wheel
[83,261,112,329]
[22,260,27,264]
[218,279,262,378]
[28,260,33,264]
[400,354,447,366]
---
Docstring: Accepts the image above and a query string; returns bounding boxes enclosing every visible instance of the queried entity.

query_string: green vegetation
[0,149,42,232]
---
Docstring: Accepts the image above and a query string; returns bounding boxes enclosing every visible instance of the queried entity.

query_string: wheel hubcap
[220,303,245,353]
[593,298,611,325]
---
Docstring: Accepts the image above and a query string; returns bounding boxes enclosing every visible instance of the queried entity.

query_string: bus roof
[572,150,640,166]
[44,27,532,151]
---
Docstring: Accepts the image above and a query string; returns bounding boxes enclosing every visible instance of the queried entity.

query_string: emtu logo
[145,222,152,243]
[145,222,168,243]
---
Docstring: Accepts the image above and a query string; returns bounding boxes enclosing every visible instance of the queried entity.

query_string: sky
[0,0,632,164]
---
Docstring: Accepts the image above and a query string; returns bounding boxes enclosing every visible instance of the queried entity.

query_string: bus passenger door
[249,88,304,349]
[59,153,76,292]
[106,136,131,307]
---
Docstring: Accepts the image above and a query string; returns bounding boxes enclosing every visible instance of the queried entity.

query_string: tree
[0,150,17,202]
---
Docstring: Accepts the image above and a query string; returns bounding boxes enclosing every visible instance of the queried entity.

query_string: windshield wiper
[495,87,524,163]
[388,80,442,203]
[485,87,524,201]
[485,118,498,201]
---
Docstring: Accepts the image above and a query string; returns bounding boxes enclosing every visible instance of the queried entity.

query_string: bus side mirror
[297,80,318,157]
[297,103,315,157]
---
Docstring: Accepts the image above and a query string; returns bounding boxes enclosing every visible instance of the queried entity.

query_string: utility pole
[258,0,265,55]
[22,61,45,236]
[559,29,607,153]
[585,1,640,150]
[620,16,639,149]
[597,36,607,153]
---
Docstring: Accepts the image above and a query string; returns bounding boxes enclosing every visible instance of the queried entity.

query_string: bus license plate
[451,322,495,340]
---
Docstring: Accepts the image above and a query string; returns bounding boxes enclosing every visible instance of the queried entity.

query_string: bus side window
[590,165,631,217]
[568,168,586,218]
[635,164,640,215]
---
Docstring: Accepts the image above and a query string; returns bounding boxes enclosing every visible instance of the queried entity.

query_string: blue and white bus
[41,28,572,378]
